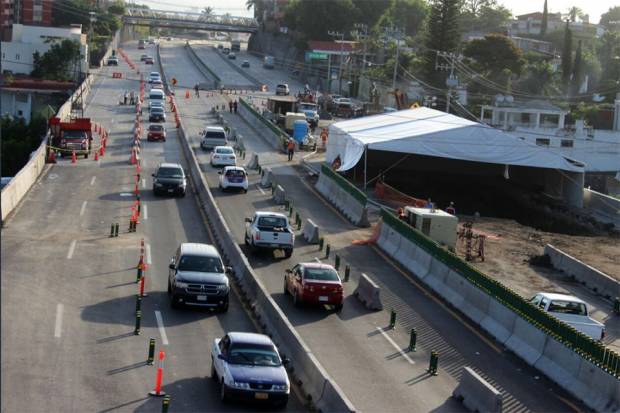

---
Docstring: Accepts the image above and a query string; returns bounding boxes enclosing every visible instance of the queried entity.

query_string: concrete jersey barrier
[452,367,503,413]
[302,219,320,244]
[353,273,383,310]
[315,166,369,227]
[172,97,356,413]
[544,244,619,300]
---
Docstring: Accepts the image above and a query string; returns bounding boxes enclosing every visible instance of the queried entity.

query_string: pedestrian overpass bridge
[123,8,258,33]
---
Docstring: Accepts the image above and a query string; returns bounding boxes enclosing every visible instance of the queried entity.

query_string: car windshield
[225,169,245,178]
[300,104,317,111]
[216,147,234,154]
[177,255,223,273]
[157,167,183,178]
[304,267,340,281]
[228,344,281,367]
[151,108,164,113]
[63,130,86,139]
[149,125,163,131]
[548,300,587,316]
[257,216,287,228]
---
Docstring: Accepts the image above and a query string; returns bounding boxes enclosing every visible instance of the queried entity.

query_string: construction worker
[194,83,200,97]
[287,138,295,161]
[229,100,233,113]
[123,91,128,105]
[233,100,238,114]
[129,91,135,105]
[446,202,456,215]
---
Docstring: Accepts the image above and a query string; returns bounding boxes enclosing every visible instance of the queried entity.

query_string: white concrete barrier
[302,219,320,244]
[545,244,619,300]
[314,170,369,227]
[273,185,286,205]
[260,167,272,188]
[504,317,547,366]
[479,298,518,344]
[453,367,503,413]
[245,152,259,170]
[353,273,383,310]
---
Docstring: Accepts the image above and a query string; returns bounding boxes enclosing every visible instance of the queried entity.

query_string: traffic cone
[71,150,77,164]
[47,150,57,163]
[185,90,190,99]
[94,150,99,161]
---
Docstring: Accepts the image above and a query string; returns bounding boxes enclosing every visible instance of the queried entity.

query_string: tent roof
[326,107,584,173]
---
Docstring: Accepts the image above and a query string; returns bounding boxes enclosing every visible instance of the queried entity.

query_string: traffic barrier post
[389,309,396,329]
[147,338,156,365]
[335,254,340,271]
[344,265,350,282]
[136,257,144,282]
[134,310,142,335]
[319,237,324,251]
[135,295,142,313]
[162,395,171,413]
[325,244,331,259]
[149,350,166,396]
[114,223,119,237]
[110,224,115,237]
[614,297,619,315]
[409,329,417,352]
[428,351,439,375]
[139,271,147,297]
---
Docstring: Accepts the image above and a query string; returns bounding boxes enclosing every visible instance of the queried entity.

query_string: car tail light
[335,285,343,293]
[255,232,260,241]
[304,283,314,292]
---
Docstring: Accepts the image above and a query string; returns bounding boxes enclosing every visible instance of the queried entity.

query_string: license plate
[168,189,174,192]
[319,296,328,302]
[270,244,279,248]
[196,295,207,301]
[255,393,268,400]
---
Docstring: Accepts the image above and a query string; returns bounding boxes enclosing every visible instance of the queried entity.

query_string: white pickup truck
[530,292,605,341]
[244,211,294,258]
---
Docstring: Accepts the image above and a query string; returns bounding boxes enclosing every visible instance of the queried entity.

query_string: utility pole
[382,26,405,91]
[89,11,96,68]
[353,23,368,98]
[435,51,458,113]
[328,30,345,95]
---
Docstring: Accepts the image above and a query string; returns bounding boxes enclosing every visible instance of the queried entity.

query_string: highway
[0,42,305,412]
[159,41,587,413]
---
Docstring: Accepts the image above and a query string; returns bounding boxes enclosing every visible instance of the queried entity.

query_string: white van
[200,126,228,150]
[149,89,165,102]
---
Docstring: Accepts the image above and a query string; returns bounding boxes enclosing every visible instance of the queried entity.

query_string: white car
[148,72,161,83]
[219,166,248,192]
[210,146,236,167]
[275,83,290,96]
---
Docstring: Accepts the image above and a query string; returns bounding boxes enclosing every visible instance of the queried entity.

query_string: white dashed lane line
[155,310,169,345]
[256,184,266,195]
[79,201,87,217]
[145,243,152,265]
[67,240,77,259]
[375,327,415,365]
[54,304,64,338]
[143,204,148,220]
[90,176,96,186]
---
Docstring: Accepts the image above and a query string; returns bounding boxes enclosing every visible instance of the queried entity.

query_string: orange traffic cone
[71,150,77,164]
[185,90,190,99]
[100,145,104,156]
[94,150,99,161]
[47,150,57,163]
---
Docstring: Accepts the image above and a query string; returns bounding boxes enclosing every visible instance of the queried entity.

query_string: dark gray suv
[168,243,231,311]
[152,163,186,196]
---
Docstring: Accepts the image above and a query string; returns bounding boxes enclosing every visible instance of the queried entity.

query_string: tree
[31,39,81,81]
[517,61,560,95]
[201,6,214,21]
[477,5,511,33]
[463,34,524,77]
[1,115,47,177]
[283,0,358,40]
[541,0,548,36]
[567,6,583,22]
[462,0,496,15]
[352,0,391,27]
[422,0,460,86]
[597,30,620,100]
[599,6,620,30]
[107,2,126,15]
[571,40,584,95]
[375,0,428,37]
[561,21,572,88]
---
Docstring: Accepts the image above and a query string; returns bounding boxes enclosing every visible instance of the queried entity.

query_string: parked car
[211,332,290,406]
[145,56,155,65]
[241,60,250,68]
[107,56,119,66]
[244,211,294,258]
[147,123,166,142]
[168,243,230,311]
[200,126,227,150]
[150,80,164,90]
[217,44,223,50]
[284,263,343,311]
[149,106,166,122]
[275,83,290,96]
[529,292,605,340]
[152,162,186,196]
[219,166,248,192]
[228,52,236,60]
[138,39,146,49]
[210,146,236,167]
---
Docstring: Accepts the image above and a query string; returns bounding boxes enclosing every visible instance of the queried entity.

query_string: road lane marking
[143,204,148,220]
[256,184,265,195]
[145,243,152,265]
[90,176,96,186]
[79,201,88,216]
[67,240,77,259]
[155,310,169,345]
[314,257,322,263]
[54,304,64,338]
[375,327,414,365]
[142,178,146,189]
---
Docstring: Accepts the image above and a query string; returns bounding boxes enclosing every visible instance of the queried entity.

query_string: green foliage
[516,61,560,95]
[283,0,358,40]
[1,115,48,177]
[31,39,81,81]
[599,6,620,30]
[541,0,548,36]
[596,30,620,100]
[352,0,391,27]
[107,2,126,15]
[561,21,573,87]
[459,3,511,34]
[463,34,524,77]
[375,0,428,37]
[571,40,584,96]
[422,0,460,86]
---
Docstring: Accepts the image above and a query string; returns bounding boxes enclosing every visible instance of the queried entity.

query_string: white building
[0,24,88,76]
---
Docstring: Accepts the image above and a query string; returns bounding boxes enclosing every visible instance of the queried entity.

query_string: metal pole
[364,145,367,191]
[338,32,344,95]
[392,35,400,91]
[327,54,332,93]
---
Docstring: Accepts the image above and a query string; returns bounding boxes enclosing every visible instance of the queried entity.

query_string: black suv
[152,163,187,196]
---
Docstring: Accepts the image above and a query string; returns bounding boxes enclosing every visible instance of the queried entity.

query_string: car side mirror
[151,173,155,177]
[225,266,233,274]
[282,357,290,365]
[245,217,252,223]
[169,263,175,270]
[217,354,226,361]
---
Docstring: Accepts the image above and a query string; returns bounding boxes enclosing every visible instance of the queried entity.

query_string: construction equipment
[458,221,485,262]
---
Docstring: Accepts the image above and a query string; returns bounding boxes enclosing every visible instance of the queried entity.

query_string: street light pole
[383,26,404,91]
[353,23,368,98]
[328,30,345,95]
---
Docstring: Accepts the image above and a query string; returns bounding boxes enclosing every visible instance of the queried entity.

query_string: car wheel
[283,278,289,295]
[250,240,258,254]
[179,190,186,198]
[284,249,293,258]
[169,293,180,309]
[293,290,301,307]
[244,234,249,246]
[243,189,248,193]
[220,380,229,403]
[334,303,343,312]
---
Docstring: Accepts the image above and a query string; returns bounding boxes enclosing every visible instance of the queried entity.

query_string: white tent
[326,107,585,173]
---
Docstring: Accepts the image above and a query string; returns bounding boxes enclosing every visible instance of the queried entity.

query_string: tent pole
[364,145,367,191]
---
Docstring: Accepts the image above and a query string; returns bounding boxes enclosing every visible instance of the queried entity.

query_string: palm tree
[201,6,214,21]
[567,6,583,22]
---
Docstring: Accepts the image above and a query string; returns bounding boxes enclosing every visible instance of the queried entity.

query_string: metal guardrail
[381,208,620,377]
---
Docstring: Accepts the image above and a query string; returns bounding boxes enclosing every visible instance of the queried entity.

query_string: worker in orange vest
[287,139,295,161]
[446,202,456,215]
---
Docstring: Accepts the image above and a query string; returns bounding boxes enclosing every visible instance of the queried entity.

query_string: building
[1,0,54,40]
[0,76,73,123]
[508,11,603,38]
[510,36,553,55]
[1,23,88,76]
[1,0,17,40]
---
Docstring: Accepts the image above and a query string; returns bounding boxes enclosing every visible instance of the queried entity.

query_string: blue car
[211,332,290,407]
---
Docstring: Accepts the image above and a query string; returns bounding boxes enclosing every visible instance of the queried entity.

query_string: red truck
[50,117,93,159]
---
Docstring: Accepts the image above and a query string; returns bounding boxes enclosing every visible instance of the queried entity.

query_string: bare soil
[455,216,620,298]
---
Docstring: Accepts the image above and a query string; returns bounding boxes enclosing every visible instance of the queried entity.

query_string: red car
[145,56,154,64]
[284,263,343,311]
[147,124,166,141]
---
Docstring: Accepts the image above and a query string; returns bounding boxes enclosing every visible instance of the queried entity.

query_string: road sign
[171,78,177,86]
[305,51,328,62]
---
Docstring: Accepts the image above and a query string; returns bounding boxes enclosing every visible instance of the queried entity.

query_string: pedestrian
[233,100,238,114]
[194,83,199,97]
[229,100,233,113]
[129,91,135,105]
[123,90,128,105]
[287,139,295,161]
[446,202,456,215]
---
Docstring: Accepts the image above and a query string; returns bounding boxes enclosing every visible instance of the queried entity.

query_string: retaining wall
[583,188,620,228]
[376,211,620,412]
[544,244,619,300]
[185,42,220,89]
[315,164,369,227]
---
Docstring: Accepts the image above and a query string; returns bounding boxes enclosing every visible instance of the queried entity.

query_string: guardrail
[380,209,619,377]
[184,42,220,89]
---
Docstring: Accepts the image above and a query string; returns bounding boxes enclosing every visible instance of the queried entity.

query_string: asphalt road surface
[159,41,587,413]
[1,41,305,413]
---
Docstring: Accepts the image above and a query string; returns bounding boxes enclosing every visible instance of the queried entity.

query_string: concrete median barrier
[245,152,259,170]
[353,273,383,311]
[260,167,273,188]
[315,169,369,227]
[452,367,503,413]
[480,298,518,344]
[504,317,547,366]
[534,335,583,390]
[273,185,286,205]
[302,219,320,244]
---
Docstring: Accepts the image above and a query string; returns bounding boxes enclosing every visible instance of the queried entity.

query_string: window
[15,53,20,60]
[561,139,574,148]
[535,138,550,146]
[34,0,43,5]
[33,8,42,22]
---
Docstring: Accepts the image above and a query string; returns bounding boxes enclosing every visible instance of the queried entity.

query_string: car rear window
[304,267,340,281]
[157,167,183,178]
[149,124,163,131]
[548,300,587,316]
[205,131,226,139]
[150,93,164,100]
[216,147,234,154]
[225,169,245,178]
[257,216,287,228]
[177,255,223,273]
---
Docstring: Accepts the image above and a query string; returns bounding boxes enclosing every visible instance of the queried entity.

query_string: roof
[180,243,219,257]
[159,162,183,169]
[206,126,226,131]
[228,332,274,346]
[1,78,74,91]
[536,292,586,304]
[308,40,356,53]
[326,107,584,173]
[255,211,287,218]
[223,165,245,171]
[300,262,336,270]
[268,95,298,103]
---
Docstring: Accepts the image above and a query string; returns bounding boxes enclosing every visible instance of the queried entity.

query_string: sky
[137,0,619,23]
